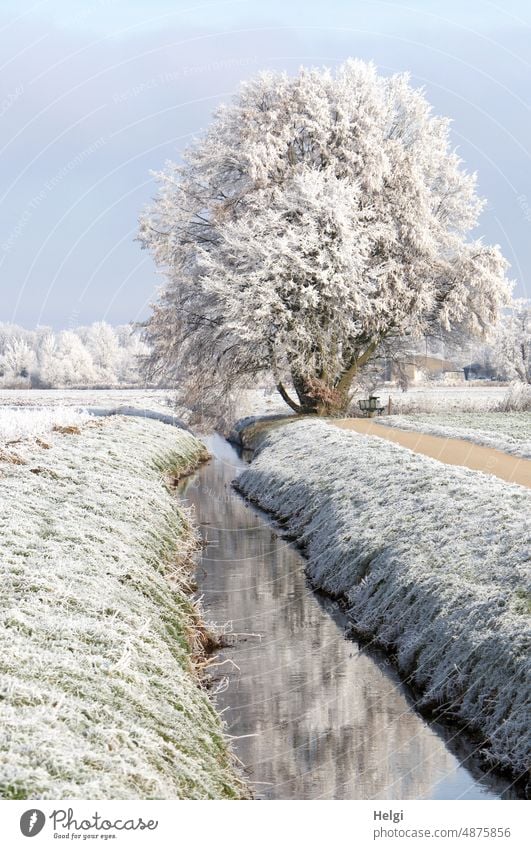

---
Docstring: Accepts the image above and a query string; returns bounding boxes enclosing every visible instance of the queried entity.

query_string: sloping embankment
[0,415,246,799]
[236,419,531,783]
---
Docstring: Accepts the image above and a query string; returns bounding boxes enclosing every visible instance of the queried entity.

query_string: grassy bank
[237,420,530,785]
[0,414,246,799]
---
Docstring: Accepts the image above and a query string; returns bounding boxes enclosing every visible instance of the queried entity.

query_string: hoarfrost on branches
[381,410,531,458]
[0,415,244,799]
[0,322,150,389]
[0,406,88,441]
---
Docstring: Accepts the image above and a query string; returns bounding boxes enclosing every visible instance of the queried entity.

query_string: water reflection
[178,434,517,800]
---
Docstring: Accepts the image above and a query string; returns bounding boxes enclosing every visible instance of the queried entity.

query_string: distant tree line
[0,322,151,388]
[452,301,530,385]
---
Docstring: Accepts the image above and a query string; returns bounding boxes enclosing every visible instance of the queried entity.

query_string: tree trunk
[275,341,378,417]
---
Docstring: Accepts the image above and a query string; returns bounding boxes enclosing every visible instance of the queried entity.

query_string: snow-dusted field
[384,384,508,413]
[237,420,531,781]
[0,388,176,413]
[382,412,531,459]
[0,414,245,799]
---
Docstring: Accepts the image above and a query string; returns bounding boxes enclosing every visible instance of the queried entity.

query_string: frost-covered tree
[139,60,511,415]
[493,300,531,383]
[0,325,35,385]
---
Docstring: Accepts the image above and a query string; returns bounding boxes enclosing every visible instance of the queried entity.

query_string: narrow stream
[178,434,518,801]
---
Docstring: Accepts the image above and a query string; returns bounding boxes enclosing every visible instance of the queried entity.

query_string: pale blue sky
[0,0,529,328]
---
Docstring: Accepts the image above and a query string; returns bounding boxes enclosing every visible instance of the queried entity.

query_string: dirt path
[333,418,531,489]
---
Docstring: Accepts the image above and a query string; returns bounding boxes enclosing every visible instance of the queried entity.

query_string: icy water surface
[180,435,517,800]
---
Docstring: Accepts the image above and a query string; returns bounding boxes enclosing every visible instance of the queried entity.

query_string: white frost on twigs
[237,420,530,779]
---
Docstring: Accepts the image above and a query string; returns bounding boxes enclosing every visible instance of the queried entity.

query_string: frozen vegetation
[0,414,245,799]
[237,420,531,782]
[0,386,291,430]
[382,411,531,459]
[0,388,175,412]
[0,321,149,388]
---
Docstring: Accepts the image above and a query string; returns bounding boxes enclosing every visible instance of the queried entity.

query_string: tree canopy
[139,59,511,414]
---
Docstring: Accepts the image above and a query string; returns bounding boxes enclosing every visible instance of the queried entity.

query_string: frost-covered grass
[382,412,531,459]
[0,406,89,441]
[0,415,246,799]
[385,385,508,414]
[237,420,531,781]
